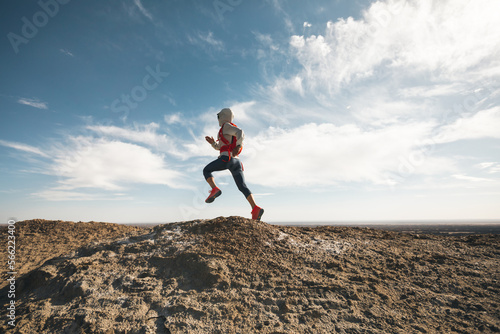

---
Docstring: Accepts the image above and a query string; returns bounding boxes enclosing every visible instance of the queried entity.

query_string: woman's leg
[220,158,264,220]
[203,157,228,188]
[228,159,254,208]
[246,194,257,209]
[203,157,229,203]
[206,177,217,189]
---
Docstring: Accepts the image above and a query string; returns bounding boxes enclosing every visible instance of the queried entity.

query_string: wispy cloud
[33,189,132,201]
[434,107,500,143]
[164,113,181,125]
[476,162,500,174]
[86,122,184,158]
[452,174,490,182]
[59,48,74,57]
[187,31,225,54]
[133,0,153,21]
[17,98,48,110]
[198,31,224,49]
[0,139,50,158]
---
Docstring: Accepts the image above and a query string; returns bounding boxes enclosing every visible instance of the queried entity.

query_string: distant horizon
[6,217,500,226]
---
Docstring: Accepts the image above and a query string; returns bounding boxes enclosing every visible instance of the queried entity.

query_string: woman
[203,108,264,221]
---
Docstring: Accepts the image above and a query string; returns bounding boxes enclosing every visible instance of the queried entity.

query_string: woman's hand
[205,136,215,144]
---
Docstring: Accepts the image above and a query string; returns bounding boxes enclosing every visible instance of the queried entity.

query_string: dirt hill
[0,219,144,291]
[1,217,499,333]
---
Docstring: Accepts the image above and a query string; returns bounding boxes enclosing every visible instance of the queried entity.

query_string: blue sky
[1,0,500,224]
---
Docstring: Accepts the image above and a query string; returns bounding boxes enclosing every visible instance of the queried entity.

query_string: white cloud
[188,31,224,53]
[399,83,465,98]
[489,166,500,174]
[86,123,184,158]
[164,113,181,125]
[475,162,500,174]
[227,101,257,125]
[349,86,435,125]
[163,93,177,106]
[59,48,74,57]
[352,0,499,82]
[17,98,48,110]
[243,122,454,187]
[253,32,287,79]
[0,139,50,158]
[255,33,274,46]
[258,0,500,121]
[50,137,186,191]
[199,31,224,49]
[4,123,195,200]
[133,0,153,21]
[87,123,162,145]
[33,190,132,201]
[477,162,496,170]
[452,174,490,182]
[434,107,500,143]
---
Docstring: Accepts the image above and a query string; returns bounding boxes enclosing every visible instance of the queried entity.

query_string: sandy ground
[1,217,499,333]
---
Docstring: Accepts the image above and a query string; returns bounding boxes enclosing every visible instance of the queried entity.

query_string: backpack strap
[218,122,240,161]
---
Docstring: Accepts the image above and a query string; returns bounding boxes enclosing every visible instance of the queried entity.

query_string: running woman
[203,108,264,221]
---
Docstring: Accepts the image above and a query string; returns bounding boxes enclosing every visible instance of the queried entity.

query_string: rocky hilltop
[0,219,143,291]
[1,217,499,333]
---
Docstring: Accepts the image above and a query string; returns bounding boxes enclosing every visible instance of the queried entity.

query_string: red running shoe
[205,187,222,203]
[251,206,264,221]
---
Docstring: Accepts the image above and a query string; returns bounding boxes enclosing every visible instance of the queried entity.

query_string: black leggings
[203,156,252,198]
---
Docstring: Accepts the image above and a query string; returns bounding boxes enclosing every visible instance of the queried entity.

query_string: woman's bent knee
[238,186,252,198]
[203,167,212,180]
